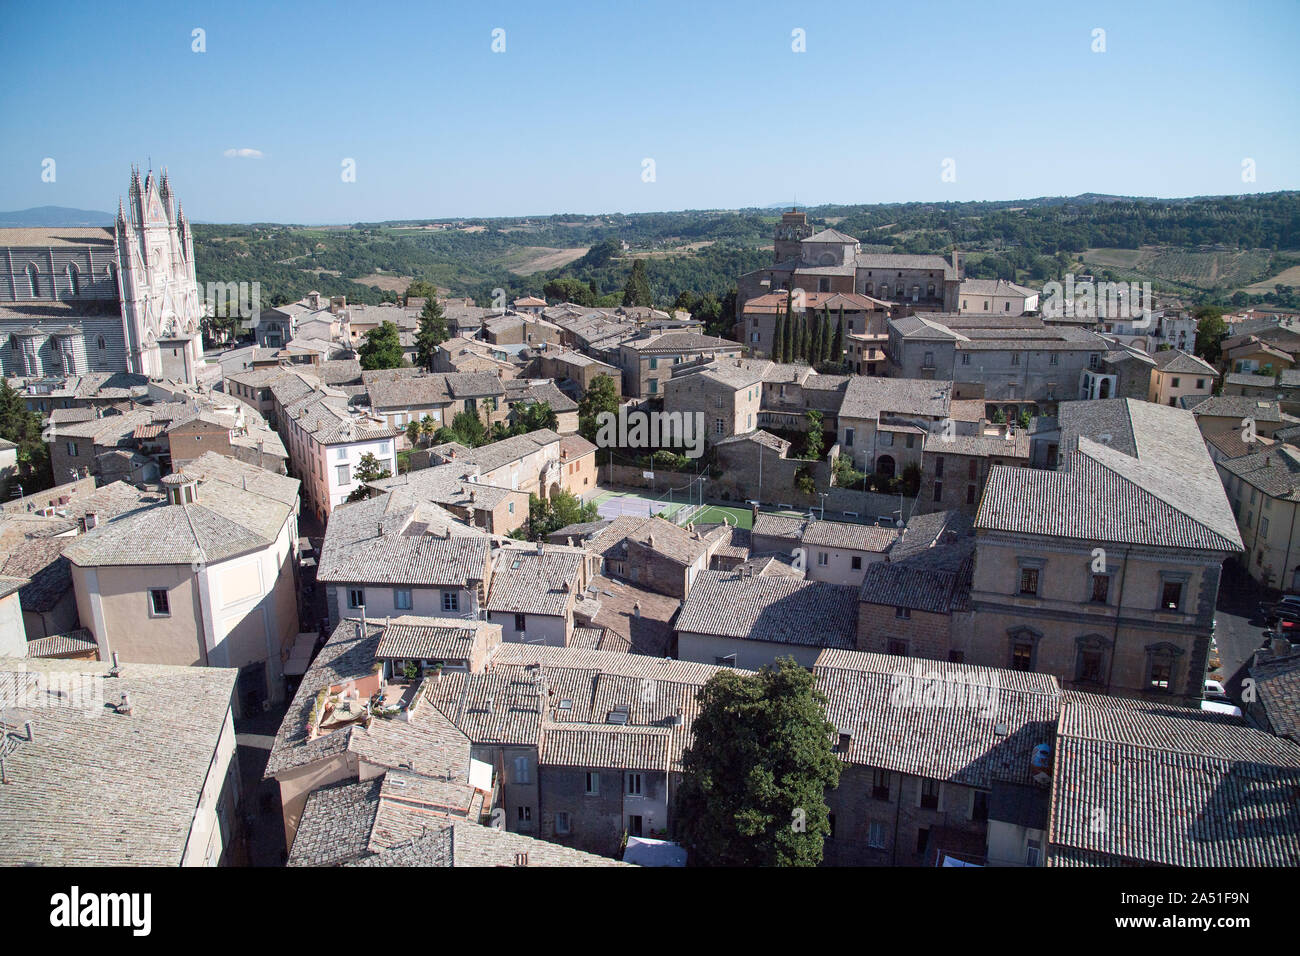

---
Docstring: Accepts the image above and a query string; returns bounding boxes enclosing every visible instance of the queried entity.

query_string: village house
[263,615,504,850]
[484,543,598,646]
[1147,348,1218,407]
[1046,690,1300,866]
[918,426,1032,514]
[315,490,493,627]
[535,347,622,397]
[958,278,1039,315]
[662,358,764,442]
[1214,443,1300,590]
[0,657,241,866]
[815,648,1060,866]
[855,510,975,659]
[61,453,301,713]
[969,399,1242,704]
[675,568,859,669]
[617,330,744,399]
[270,374,399,521]
[835,376,966,478]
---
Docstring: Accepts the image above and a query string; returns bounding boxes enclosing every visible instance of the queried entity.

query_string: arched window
[8,334,18,352]
[865,282,874,294]
[876,455,896,478]
[880,284,890,298]
[26,264,40,298]
[97,335,107,350]
[67,263,80,296]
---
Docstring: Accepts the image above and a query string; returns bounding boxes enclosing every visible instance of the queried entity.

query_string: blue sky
[1,0,1297,222]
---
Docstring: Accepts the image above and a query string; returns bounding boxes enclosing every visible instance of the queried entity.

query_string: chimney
[116,692,133,716]
[633,602,641,618]
[536,540,544,555]
[109,651,122,678]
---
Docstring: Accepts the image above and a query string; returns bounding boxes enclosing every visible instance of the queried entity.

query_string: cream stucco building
[63,452,301,712]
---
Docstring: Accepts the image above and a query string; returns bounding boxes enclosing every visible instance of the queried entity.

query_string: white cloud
[223,148,264,159]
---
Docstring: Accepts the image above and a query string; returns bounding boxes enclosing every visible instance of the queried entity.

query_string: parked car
[1204,679,1230,703]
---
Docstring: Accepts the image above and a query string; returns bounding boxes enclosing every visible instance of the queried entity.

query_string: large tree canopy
[675,657,843,866]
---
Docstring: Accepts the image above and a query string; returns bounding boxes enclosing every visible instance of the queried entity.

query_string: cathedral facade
[0,167,204,384]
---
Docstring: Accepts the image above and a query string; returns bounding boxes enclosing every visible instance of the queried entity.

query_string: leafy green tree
[804,410,825,460]
[622,259,652,307]
[1195,307,1228,364]
[0,380,51,493]
[405,420,421,446]
[414,298,449,371]
[358,320,405,370]
[448,409,489,447]
[544,277,596,306]
[578,373,620,444]
[520,490,599,540]
[675,658,842,866]
[346,452,391,501]
[510,401,558,435]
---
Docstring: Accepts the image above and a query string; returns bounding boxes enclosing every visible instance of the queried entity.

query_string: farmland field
[1081,245,1276,291]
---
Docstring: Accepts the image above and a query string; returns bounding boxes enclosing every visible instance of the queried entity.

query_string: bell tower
[773,208,812,264]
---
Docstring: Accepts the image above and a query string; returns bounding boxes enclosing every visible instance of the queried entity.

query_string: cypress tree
[782,304,794,363]
[831,313,844,364]
[810,307,824,365]
[798,313,810,363]
[772,309,786,362]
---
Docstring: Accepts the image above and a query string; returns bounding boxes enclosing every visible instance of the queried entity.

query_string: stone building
[738,211,960,315]
[969,399,1242,704]
[1,167,203,383]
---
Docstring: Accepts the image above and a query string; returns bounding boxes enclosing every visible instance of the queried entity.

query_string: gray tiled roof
[348,822,632,867]
[1048,690,1300,867]
[1250,649,1300,741]
[1218,444,1300,502]
[980,399,1242,552]
[486,546,585,617]
[1152,349,1218,375]
[62,452,299,567]
[316,492,491,586]
[541,724,672,771]
[813,649,1060,786]
[0,657,237,866]
[374,618,480,662]
[1183,394,1284,423]
[676,570,858,648]
[25,629,99,658]
[802,518,899,552]
[839,376,951,422]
